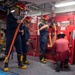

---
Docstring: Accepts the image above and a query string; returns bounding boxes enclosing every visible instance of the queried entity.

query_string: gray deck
[0,53,75,75]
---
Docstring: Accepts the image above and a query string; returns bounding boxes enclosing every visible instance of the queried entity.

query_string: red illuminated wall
[45,14,75,64]
[27,16,40,57]
[27,14,75,64]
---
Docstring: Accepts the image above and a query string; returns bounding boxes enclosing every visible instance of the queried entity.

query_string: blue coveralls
[20,24,30,54]
[39,23,48,54]
[5,13,22,55]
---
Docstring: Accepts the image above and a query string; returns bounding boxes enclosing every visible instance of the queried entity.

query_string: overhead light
[55,1,75,7]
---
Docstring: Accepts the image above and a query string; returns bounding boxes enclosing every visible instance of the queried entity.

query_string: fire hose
[48,23,57,47]
[0,2,27,66]
[0,23,21,66]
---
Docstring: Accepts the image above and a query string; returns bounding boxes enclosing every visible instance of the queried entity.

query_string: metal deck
[0,53,75,75]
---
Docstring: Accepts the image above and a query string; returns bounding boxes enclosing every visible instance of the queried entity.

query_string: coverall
[20,24,30,64]
[39,23,48,62]
[4,13,26,72]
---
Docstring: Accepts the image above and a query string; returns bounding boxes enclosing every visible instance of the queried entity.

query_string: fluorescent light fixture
[55,1,75,7]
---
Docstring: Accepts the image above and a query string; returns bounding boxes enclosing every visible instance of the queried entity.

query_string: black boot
[60,62,64,71]
[23,54,30,65]
[4,57,9,72]
[17,54,27,69]
[40,53,46,64]
[64,59,70,70]
[55,61,61,72]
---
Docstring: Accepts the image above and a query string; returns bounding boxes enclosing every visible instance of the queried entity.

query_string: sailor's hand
[21,30,24,35]
[26,42,30,45]
[17,19,23,23]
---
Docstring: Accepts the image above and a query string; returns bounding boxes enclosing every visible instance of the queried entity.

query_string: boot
[64,59,70,70]
[55,61,61,72]
[17,54,27,69]
[60,62,64,71]
[23,54,30,65]
[43,57,47,61]
[3,57,9,72]
[40,53,46,64]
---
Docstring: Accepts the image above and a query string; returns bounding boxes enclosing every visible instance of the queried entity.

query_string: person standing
[4,7,27,72]
[38,15,49,64]
[20,16,32,65]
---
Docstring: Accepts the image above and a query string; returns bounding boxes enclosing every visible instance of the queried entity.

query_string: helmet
[42,15,49,21]
[24,16,32,23]
[15,2,26,10]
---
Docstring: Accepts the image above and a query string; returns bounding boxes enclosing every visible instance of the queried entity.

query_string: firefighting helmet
[15,2,26,10]
[42,15,49,21]
[24,16,32,23]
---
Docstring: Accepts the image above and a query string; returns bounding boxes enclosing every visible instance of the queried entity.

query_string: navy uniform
[4,13,26,72]
[20,16,32,65]
[39,15,49,64]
